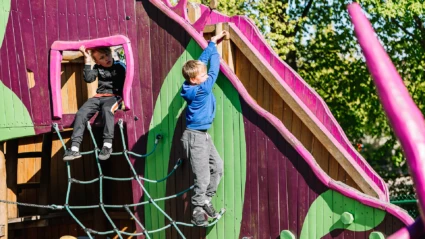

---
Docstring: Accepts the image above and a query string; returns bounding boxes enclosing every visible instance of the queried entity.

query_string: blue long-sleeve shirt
[180,42,220,130]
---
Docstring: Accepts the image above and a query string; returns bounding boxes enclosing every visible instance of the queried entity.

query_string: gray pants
[71,96,122,148]
[181,129,224,207]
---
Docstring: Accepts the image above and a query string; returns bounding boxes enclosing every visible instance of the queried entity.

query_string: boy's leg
[205,136,223,201]
[181,130,210,207]
[98,96,122,160]
[65,98,99,161]
[203,135,223,218]
[70,98,100,148]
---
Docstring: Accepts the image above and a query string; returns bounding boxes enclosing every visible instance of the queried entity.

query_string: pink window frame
[50,35,134,119]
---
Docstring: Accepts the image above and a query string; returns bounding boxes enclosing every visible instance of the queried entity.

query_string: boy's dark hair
[89,47,112,61]
[182,60,207,82]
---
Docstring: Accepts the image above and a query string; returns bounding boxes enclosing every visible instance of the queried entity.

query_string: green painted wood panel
[0,0,10,47]
[145,39,246,239]
[300,190,386,239]
[0,80,34,141]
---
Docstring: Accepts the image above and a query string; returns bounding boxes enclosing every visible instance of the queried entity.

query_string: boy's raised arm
[201,31,228,93]
[80,45,98,83]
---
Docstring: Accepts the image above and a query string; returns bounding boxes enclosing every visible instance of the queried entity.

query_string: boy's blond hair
[89,47,112,61]
[182,60,207,82]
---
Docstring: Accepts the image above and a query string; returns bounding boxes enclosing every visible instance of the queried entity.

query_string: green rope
[0,120,225,238]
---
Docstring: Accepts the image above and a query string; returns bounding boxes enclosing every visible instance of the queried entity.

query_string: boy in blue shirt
[180,31,227,226]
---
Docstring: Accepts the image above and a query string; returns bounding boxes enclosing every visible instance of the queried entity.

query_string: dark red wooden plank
[86,0,98,39]
[9,4,31,116]
[4,10,23,113]
[258,119,270,238]
[66,0,79,41]
[75,0,90,40]
[105,0,120,35]
[278,140,289,232]
[249,109,260,238]
[286,148,298,236]
[29,0,51,126]
[297,155,309,237]
[266,125,281,237]
[57,0,68,40]
[94,0,109,38]
[117,0,128,36]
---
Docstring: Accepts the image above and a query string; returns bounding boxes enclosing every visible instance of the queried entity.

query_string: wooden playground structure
[0,0,424,238]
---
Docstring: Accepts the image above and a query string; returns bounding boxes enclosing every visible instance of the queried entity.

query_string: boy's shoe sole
[63,154,82,161]
[98,154,111,160]
[190,219,208,227]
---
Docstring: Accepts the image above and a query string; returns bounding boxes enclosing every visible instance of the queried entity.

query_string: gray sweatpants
[71,96,122,148]
[181,128,224,207]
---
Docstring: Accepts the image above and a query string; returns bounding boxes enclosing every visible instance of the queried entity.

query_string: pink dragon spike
[348,2,425,233]
[161,0,173,8]
[171,0,189,19]
[192,7,213,32]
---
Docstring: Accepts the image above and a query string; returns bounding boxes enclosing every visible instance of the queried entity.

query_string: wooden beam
[38,133,52,215]
[187,2,201,24]
[16,182,41,190]
[6,140,18,219]
[0,143,8,239]
[61,51,84,63]
[228,23,380,198]
[7,220,48,230]
[203,24,216,34]
[16,152,42,159]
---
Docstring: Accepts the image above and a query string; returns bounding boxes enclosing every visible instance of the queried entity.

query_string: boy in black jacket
[63,46,126,161]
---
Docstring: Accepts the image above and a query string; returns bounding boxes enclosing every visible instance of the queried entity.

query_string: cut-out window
[50,35,134,119]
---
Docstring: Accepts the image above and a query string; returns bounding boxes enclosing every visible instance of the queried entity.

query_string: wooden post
[222,23,235,72]
[187,2,201,24]
[0,142,8,239]
[38,133,52,215]
[210,0,218,9]
[215,23,223,57]
[5,140,18,219]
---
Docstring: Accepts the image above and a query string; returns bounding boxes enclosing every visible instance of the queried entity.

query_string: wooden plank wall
[218,40,361,191]
[60,63,97,115]
[238,98,406,238]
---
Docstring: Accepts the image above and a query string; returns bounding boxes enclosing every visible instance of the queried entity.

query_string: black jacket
[83,61,126,96]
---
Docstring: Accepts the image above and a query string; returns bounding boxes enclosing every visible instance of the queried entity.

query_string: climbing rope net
[0,119,225,239]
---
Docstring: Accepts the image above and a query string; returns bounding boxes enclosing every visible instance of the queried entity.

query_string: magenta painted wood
[66,0,79,40]
[9,7,32,120]
[105,0,120,36]
[50,50,63,118]
[171,0,188,20]
[94,0,110,37]
[50,35,134,118]
[192,8,212,32]
[57,0,69,40]
[349,2,425,233]
[75,0,90,39]
[86,0,98,39]
[388,218,425,239]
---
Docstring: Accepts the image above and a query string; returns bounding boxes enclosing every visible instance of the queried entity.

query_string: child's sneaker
[203,202,219,218]
[63,149,82,161]
[98,146,112,160]
[191,207,208,226]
